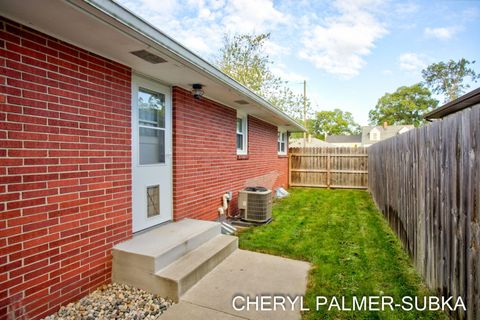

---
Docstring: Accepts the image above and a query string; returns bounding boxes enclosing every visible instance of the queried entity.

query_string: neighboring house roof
[361,125,414,145]
[0,0,305,132]
[325,135,362,143]
[424,87,480,120]
[289,138,334,148]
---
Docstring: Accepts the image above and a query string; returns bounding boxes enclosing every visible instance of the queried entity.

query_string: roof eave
[424,87,480,120]
[77,0,306,132]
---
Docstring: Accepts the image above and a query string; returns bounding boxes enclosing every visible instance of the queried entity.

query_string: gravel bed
[43,283,174,320]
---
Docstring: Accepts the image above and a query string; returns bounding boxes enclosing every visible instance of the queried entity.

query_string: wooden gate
[289,147,368,189]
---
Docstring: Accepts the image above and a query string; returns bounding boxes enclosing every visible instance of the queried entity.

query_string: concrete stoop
[112,219,238,302]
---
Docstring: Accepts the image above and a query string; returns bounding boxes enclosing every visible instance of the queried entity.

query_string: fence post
[288,153,292,187]
[327,154,331,188]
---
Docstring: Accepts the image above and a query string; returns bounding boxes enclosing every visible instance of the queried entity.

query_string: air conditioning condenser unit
[238,187,272,223]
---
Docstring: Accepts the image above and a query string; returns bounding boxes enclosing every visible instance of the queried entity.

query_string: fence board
[289,147,368,189]
[368,105,480,319]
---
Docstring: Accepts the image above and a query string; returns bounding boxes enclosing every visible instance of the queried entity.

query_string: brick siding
[0,15,290,320]
[0,17,132,320]
[172,87,288,221]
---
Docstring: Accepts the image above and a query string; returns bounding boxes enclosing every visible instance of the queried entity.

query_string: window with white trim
[278,131,287,155]
[236,115,248,155]
[370,128,380,141]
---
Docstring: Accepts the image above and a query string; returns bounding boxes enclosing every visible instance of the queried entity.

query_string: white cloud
[398,23,417,30]
[182,35,212,53]
[221,0,288,34]
[399,53,427,71]
[395,2,419,15]
[117,0,389,80]
[382,69,392,75]
[141,0,178,16]
[298,0,387,79]
[271,65,307,82]
[207,0,226,11]
[263,39,290,57]
[424,26,459,40]
[117,0,288,57]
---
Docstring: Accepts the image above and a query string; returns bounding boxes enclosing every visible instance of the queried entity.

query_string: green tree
[311,109,360,140]
[268,85,312,121]
[421,58,479,102]
[368,84,438,127]
[217,33,277,93]
[216,33,311,120]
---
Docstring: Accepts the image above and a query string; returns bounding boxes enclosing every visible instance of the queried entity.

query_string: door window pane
[138,88,166,165]
[140,128,165,164]
[139,89,165,128]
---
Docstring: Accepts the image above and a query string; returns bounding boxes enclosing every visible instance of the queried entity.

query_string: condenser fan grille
[238,188,272,222]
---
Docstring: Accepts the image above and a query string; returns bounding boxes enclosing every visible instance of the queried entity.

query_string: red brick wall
[0,14,290,319]
[0,17,132,319]
[173,87,288,221]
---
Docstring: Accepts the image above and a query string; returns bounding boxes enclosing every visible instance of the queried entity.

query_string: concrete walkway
[161,250,311,320]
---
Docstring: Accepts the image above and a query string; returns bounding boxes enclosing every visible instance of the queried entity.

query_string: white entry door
[131,75,172,232]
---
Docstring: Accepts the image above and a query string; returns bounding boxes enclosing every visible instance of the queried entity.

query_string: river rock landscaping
[43,283,173,320]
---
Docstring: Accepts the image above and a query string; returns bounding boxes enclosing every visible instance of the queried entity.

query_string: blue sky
[117,0,480,125]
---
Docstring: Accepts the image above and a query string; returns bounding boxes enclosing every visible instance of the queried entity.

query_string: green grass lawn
[238,188,447,320]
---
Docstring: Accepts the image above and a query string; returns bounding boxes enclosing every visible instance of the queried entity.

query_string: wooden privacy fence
[289,147,368,189]
[368,106,480,320]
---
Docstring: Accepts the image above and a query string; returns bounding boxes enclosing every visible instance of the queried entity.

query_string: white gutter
[68,0,306,132]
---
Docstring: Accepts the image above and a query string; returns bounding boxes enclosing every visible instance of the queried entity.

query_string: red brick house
[0,0,304,318]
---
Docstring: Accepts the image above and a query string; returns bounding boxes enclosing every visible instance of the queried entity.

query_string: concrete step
[112,219,222,293]
[155,234,238,301]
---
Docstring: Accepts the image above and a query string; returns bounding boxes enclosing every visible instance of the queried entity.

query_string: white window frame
[278,130,287,155]
[236,112,248,155]
[137,87,166,166]
[370,128,380,141]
